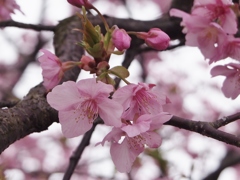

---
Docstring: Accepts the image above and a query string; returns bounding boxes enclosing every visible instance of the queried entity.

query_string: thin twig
[211,112,240,129]
[0,20,55,31]
[165,115,240,147]
[63,119,101,180]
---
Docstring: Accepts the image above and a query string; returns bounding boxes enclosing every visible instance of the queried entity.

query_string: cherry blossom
[0,0,22,21]
[193,0,237,34]
[47,78,123,138]
[186,21,227,61]
[170,10,232,63]
[111,26,132,51]
[112,82,169,120]
[99,113,172,172]
[210,36,240,63]
[38,49,64,90]
[211,63,240,99]
[39,49,80,90]
[170,1,239,63]
[136,28,170,50]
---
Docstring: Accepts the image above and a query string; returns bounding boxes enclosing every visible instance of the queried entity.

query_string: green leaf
[109,66,130,78]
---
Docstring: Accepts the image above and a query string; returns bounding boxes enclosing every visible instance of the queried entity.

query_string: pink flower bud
[112,27,131,51]
[67,0,93,9]
[136,28,170,50]
[79,55,96,71]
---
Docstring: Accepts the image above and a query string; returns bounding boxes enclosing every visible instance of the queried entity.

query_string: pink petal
[110,138,143,173]
[210,65,234,77]
[149,112,173,131]
[122,114,152,137]
[222,74,240,99]
[99,127,124,146]
[59,110,93,138]
[97,97,122,127]
[142,132,162,148]
[77,78,113,98]
[112,84,135,108]
[47,81,82,111]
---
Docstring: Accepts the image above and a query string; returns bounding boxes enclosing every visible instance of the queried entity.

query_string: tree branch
[165,114,240,147]
[211,112,240,129]
[0,20,55,31]
[203,149,240,180]
[63,119,101,180]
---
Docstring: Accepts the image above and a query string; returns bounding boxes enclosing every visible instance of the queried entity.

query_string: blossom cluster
[37,0,172,172]
[170,0,240,99]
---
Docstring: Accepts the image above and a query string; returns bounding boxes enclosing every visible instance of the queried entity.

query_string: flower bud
[112,27,131,51]
[79,55,96,71]
[136,28,170,50]
[67,0,93,9]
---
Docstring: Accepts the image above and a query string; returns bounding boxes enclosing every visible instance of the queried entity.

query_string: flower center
[81,99,98,123]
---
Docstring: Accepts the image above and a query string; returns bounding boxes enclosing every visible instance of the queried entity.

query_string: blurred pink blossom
[47,78,123,137]
[170,8,228,62]
[193,0,237,34]
[211,63,240,99]
[0,0,22,21]
[210,36,240,63]
[170,0,238,63]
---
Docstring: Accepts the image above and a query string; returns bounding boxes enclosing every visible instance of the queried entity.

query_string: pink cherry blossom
[185,21,227,61]
[112,27,131,51]
[210,36,240,63]
[211,63,240,99]
[38,49,78,90]
[38,49,64,90]
[170,8,227,62]
[193,0,237,34]
[99,112,172,172]
[47,78,123,138]
[112,82,169,120]
[67,0,93,9]
[0,0,22,21]
[136,28,170,50]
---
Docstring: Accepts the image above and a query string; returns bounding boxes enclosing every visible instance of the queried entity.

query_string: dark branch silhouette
[0,20,55,31]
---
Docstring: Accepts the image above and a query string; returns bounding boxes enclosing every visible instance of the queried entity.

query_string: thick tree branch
[0,20,55,31]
